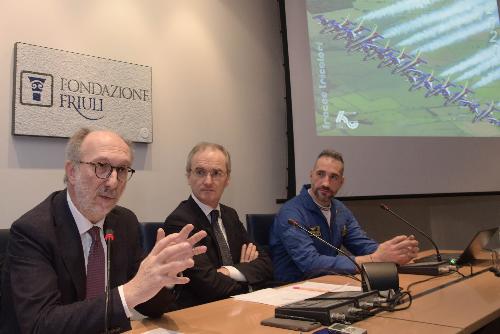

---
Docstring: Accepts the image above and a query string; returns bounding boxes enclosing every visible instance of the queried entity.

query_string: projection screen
[284,0,500,197]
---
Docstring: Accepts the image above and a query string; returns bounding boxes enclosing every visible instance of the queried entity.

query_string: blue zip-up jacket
[269,185,378,282]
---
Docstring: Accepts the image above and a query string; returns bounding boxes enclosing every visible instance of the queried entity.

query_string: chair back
[245,214,275,252]
[140,223,164,254]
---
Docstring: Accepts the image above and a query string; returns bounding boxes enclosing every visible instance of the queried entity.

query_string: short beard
[73,175,112,222]
[313,187,333,206]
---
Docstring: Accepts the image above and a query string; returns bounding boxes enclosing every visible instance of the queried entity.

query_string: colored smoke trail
[383,0,485,38]
[360,0,445,21]
[456,53,500,81]
[397,2,496,47]
[415,17,497,53]
[472,66,500,88]
[441,44,499,77]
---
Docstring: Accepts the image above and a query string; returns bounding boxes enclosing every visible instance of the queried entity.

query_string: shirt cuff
[118,285,147,320]
[118,285,132,318]
[224,266,247,282]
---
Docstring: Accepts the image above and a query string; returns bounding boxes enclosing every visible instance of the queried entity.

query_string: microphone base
[275,291,379,325]
[398,261,449,276]
[413,253,461,263]
[362,262,399,291]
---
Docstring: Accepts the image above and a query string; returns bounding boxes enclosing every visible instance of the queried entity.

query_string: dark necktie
[210,210,233,265]
[86,226,105,299]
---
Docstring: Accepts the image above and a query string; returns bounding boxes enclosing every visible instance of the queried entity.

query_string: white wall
[0,0,287,227]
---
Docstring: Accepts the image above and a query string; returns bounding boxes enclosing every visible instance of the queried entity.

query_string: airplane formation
[312,14,500,127]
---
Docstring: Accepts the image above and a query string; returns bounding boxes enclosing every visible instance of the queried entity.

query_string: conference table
[129,251,500,334]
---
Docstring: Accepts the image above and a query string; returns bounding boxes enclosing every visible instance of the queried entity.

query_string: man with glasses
[1,128,207,334]
[269,149,419,282]
[163,142,273,309]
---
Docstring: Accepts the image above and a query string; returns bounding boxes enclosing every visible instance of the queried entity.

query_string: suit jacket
[164,196,273,309]
[0,190,175,334]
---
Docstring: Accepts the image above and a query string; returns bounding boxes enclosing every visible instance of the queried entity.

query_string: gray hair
[63,128,134,183]
[186,142,231,176]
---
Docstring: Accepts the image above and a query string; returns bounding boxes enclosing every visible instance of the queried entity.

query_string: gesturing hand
[372,235,419,265]
[124,224,207,308]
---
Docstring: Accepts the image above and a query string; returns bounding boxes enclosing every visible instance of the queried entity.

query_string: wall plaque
[13,42,153,142]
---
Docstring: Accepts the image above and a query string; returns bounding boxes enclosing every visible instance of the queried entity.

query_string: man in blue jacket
[269,149,419,282]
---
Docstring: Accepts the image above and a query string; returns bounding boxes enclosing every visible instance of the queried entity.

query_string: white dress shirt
[66,192,137,318]
[191,194,247,282]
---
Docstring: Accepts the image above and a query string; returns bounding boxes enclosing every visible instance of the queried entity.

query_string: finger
[151,231,182,255]
[156,242,206,265]
[163,224,196,247]
[392,239,417,250]
[384,235,407,246]
[155,241,194,264]
[245,243,254,254]
[177,224,195,240]
[241,244,247,262]
[187,229,207,247]
[156,225,201,251]
[193,245,207,256]
[164,276,190,286]
[156,258,196,277]
[248,244,257,260]
[156,227,165,242]
[392,235,408,242]
[149,228,167,256]
[216,267,230,276]
[408,247,419,257]
[245,243,255,261]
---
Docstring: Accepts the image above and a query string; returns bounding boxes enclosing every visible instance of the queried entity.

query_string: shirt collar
[191,193,220,221]
[307,188,331,211]
[301,184,332,212]
[67,191,105,235]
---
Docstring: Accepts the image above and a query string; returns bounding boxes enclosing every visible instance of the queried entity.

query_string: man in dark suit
[0,128,207,334]
[164,142,273,309]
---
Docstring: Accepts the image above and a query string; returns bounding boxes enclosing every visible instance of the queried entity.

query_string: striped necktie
[210,210,233,265]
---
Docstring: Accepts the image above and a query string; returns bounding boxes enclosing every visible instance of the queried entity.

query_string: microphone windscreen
[104,229,115,241]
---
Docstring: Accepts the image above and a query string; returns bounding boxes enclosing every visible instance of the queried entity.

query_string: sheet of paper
[287,281,362,293]
[143,329,181,334]
[232,281,361,306]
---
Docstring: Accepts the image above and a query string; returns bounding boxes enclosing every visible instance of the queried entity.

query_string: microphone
[104,229,114,334]
[379,203,442,262]
[287,219,399,292]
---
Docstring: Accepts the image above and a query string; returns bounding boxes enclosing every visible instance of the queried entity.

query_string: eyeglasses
[78,161,135,181]
[191,168,227,180]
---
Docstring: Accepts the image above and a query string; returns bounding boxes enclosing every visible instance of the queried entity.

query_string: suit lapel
[187,196,230,263]
[104,208,137,288]
[187,196,213,235]
[52,190,86,300]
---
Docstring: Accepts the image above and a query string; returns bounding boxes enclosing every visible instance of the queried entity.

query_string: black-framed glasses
[78,161,135,181]
[191,167,227,180]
